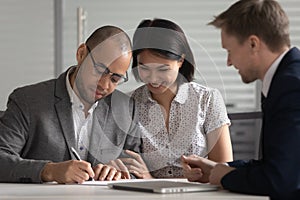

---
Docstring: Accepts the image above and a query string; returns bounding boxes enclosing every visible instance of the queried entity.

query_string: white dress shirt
[66,67,98,160]
[262,49,289,97]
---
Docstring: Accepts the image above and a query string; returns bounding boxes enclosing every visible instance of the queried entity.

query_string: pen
[71,147,81,161]
[70,147,95,181]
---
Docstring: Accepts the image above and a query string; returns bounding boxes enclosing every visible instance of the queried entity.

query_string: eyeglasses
[86,46,128,85]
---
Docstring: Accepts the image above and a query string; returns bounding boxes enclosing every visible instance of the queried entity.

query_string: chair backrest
[227,111,262,160]
[228,111,262,120]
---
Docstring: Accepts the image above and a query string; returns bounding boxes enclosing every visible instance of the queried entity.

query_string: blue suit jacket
[221,47,300,199]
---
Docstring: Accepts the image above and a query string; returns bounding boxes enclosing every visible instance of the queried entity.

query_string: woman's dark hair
[132,18,195,82]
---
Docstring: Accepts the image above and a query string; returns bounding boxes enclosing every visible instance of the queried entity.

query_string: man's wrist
[41,162,55,182]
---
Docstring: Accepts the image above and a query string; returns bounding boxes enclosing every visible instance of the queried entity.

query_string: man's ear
[76,43,87,63]
[249,35,260,52]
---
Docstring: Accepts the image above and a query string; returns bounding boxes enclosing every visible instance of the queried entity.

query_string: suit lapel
[55,99,75,156]
[266,47,299,110]
[260,47,300,159]
[87,98,110,165]
[54,69,76,157]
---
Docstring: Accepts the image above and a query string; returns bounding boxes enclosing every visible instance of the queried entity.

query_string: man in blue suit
[181,0,300,199]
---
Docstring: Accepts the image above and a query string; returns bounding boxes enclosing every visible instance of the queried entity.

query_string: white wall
[0,0,54,110]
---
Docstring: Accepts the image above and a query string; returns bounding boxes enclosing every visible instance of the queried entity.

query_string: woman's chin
[147,83,167,94]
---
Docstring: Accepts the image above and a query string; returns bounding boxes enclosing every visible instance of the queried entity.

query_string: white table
[0,182,269,200]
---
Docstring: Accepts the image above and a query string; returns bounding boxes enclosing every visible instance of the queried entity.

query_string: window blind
[0,0,54,110]
[61,0,299,112]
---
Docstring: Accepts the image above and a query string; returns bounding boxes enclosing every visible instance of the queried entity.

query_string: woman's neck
[151,82,178,107]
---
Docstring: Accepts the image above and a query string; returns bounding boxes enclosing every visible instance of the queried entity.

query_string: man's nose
[97,75,110,90]
[147,71,159,83]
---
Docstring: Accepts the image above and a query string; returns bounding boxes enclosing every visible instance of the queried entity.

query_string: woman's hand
[119,150,153,179]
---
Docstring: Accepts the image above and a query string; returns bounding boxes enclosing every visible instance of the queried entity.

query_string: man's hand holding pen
[40,147,123,184]
[70,147,122,182]
[40,160,95,184]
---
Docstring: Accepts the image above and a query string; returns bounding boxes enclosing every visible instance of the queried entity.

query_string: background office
[0,0,299,160]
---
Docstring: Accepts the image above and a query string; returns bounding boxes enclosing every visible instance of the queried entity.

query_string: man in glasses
[0,26,141,183]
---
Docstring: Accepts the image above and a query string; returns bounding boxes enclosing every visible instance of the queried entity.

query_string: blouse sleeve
[203,88,230,134]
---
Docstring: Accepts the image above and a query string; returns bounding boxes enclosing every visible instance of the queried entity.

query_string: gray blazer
[0,69,142,183]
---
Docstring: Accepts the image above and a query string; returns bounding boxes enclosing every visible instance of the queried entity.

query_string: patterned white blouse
[131,82,230,178]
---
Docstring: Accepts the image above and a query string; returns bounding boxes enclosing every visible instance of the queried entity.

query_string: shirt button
[79,146,84,151]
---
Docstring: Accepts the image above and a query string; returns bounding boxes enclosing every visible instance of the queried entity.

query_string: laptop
[108,180,219,194]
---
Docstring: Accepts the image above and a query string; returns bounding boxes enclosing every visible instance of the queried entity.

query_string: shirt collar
[142,82,189,104]
[174,83,189,104]
[262,49,289,97]
[66,66,98,113]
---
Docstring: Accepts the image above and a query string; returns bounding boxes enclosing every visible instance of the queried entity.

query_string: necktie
[258,93,266,159]
[261,93,266,110]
